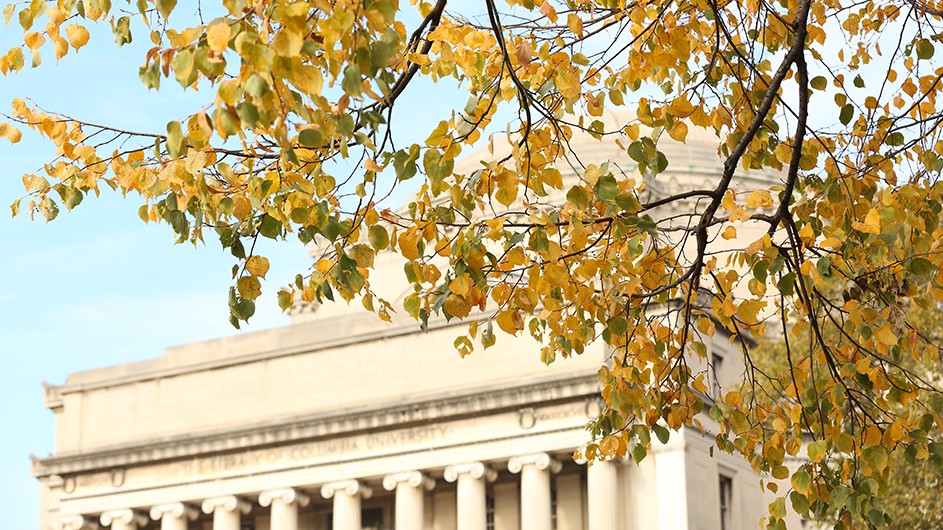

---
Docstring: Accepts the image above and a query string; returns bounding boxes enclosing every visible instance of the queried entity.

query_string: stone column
[58,515,99,530]
[259,488,311,530]
[508,452,561,530]
[586,459,619,530]
[382,471,435,530]
[443,462,497,530]
[320,479,373,530]
[150,503,198,530]
[99,510,147,530]
[202,496,251,530]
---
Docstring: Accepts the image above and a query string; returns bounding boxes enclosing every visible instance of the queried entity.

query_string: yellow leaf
[449,275,472,297]
[272,29,303,57]
[874,325,898,347]
[246,255,270,278]
[539,1,558,23]
[567,13,583,37]
[856,208,881,235]
[667,121,688,143]
[746,189,773,208]
[496,309,524,335]
[0,122,21,143]
[444,294,471,318]
[24,31,45,50]
[206,22,231,52]
[237,276,262,300]
[721,225,737,240]
[65,24,90,51]
[864,425,882,447]
[798,224,815,245]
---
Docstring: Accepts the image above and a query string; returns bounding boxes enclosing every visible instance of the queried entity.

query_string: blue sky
[0,13,467,527]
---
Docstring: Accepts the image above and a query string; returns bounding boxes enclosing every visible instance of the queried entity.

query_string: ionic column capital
[508,452,562,474]
[99,509,147,528]
[58,515,99,530]
[320,479,373,499]
[443,462,497,482]
[202,495,251,515]
[149,502,198,521]
[382,470,435,491]
[259,487,311,508]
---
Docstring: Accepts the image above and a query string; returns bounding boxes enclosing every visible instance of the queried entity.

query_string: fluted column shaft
[444,462,496,530]
[587,459,619,530]
[260,488,310,530]
[509,453,561,530]
[202,496,250,530]
[321,480,372,530]
[383,471,434,530]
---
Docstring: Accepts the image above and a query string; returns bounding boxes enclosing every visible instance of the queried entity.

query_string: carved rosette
[443,462,497,483]
[320,479,373,499]
[507,452,562,474]
[201,495,252,515]
[99,509,147,528]
[259,487,311,508]
[382,470,435,491]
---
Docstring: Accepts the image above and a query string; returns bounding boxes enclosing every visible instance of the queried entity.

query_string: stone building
[33,116,799,530]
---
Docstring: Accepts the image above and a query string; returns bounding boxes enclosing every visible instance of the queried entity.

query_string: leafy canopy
[6,0,943,527]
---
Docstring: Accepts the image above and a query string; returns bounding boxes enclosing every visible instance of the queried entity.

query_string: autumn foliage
[6,0,943,527]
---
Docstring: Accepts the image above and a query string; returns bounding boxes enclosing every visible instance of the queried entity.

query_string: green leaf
[342,64,362,95]
[918,38,935,60]
[566,185,590,209]
[368,224,389,250]
[810,76,827,90]
[594,174,619,200]
[853,74,865,88]
[807,440,827,462]
[908,257,935,277]
[259,214,282,239]
[791,470,811,495]
[298,127,323,147]
[245,73,269,98]
[652,423,670,444]
[839,104,854,125]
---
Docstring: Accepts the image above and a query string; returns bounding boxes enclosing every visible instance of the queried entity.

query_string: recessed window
[712,353,724,399]
[719,475,733,530]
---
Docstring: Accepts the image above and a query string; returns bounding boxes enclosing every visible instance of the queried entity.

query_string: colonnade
[58,454,620,530]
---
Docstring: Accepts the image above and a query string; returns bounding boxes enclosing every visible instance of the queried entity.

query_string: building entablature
[33,373,600,480]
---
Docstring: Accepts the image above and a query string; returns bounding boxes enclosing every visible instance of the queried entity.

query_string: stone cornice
[33,373,599,479]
